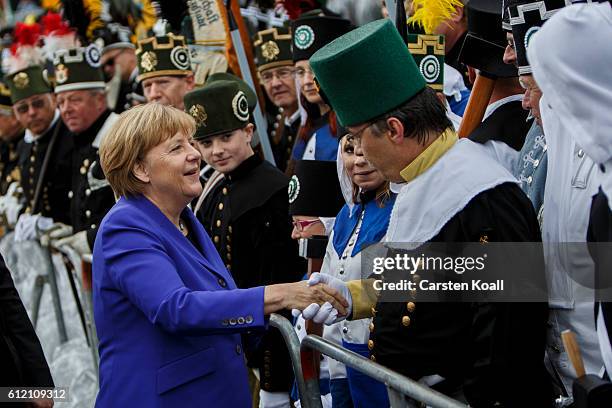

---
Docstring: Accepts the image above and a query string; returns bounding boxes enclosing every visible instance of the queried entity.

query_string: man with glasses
[253,27,299,172]
[185,79,305,408]
[304,19,551,406]
[137,33,194,110]
[51,45,119,256]
[96,23,138,113]
[4,65,73,240]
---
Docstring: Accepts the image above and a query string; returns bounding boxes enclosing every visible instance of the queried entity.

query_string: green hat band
[310,19,426,127]
[136,34,192,82]
[253,27,293,72]
[53,45,105,93]
[184,80,250,140]
[5,66,53,104]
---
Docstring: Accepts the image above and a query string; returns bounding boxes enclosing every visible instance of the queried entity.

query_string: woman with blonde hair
[92,103,347,407]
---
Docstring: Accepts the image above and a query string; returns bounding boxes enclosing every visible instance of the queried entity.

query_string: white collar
[483,94,524,121]
[24,109,60,143]
[284,108,300,126]
[385,139,517,245]
[92,112,119,148]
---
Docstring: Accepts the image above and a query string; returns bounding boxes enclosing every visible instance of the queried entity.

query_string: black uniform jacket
[70,110,117,249]
[197,154,306,392]
[0,255,54,390]
[0,133,23,195]
[370,182,552,407]
[269,110,300,173]
[17,118,73,223]
[469,100,531,151]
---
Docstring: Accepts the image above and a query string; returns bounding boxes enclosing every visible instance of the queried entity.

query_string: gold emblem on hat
[55,64,69,84]
[141,51,158,72]
[13,72,30,89]
[261,40,280,62]
[189,104,207,127]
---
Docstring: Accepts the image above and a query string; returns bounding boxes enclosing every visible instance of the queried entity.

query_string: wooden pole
[457,73,496,138]
[561,330,586,378]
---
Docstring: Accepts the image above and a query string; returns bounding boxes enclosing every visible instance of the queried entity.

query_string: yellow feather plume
[408,0,464,35]
[83,0,105,40]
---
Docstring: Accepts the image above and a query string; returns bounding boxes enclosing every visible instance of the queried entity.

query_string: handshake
[293,273,353,325]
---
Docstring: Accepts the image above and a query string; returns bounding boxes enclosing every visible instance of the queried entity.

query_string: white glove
[48,223,74,240]
[0,182,23,228]
[301,273,352,325]
[14,214,54,242]
[55,230,90,256]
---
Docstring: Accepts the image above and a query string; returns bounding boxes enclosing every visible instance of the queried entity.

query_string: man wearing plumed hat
[185,79,306,407]
[302,18,551,406]
[51,44,119,256]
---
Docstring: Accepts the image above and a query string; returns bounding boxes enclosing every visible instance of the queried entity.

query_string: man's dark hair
[370,87,452,145]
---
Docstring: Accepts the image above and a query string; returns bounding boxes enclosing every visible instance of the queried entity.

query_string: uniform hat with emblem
[288,160,345,217]
[509,0,566,75]
[5,66,53,104]
[310,19,426,127]
[407,34,445,91]
[184,80,251,141]
[136,33,192,82]
[205,72,257,112]
[253,26,293,72]
[53,44,105,93]
[459,0,518,77]
[291,14,352,62]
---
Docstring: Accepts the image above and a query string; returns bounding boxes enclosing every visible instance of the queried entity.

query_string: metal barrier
[270,314,467,408]
[269,314,322,408]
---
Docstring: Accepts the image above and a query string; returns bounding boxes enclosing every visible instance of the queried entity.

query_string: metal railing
[270,314,468,408]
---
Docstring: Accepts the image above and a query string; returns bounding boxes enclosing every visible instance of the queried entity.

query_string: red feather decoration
[10,22,42,55]
[279,0,323,20]
[41,12,74,36]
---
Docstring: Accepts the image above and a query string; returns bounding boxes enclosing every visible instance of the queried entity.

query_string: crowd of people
[0,0,611,407]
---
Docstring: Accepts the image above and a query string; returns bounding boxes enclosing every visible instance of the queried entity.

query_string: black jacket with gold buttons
[69,110,117,249]
[370,183,552,407]
[17,119,73,224]
[197,154,306,392]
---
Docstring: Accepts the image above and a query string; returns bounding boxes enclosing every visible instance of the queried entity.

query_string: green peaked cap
[184,80,250,141]
[5,66,53,104]
[310,19,426,127]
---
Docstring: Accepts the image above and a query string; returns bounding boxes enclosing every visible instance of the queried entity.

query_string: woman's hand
[264,281,349,316]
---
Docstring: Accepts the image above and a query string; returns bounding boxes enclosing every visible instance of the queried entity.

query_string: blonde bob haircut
[99,103,196,197]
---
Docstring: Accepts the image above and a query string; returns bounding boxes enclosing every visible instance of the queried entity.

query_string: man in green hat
[51,44,119,256]
[137,33,195,110]
[253,26,300,173]
[304,18,550,406]
[185,79,305,407]
[4,64,74,241]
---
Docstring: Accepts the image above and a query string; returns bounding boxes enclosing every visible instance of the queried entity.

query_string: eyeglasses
[260,68,295,84]
[346,123,375,144]
[292,218,322,232]
[14,97,48,114]
[295,67,315,79]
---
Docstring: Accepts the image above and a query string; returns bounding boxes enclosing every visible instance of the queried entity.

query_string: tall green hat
[0,82,13,111]
[253,27,293,72]
[184,80,250,141]
[509,0,566,75]
[407,34,445,92]
[53,44,105,93]
[291,14,352,62]
[310,19,426,127]
[5,65,53,104]
[136,34,192,82]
